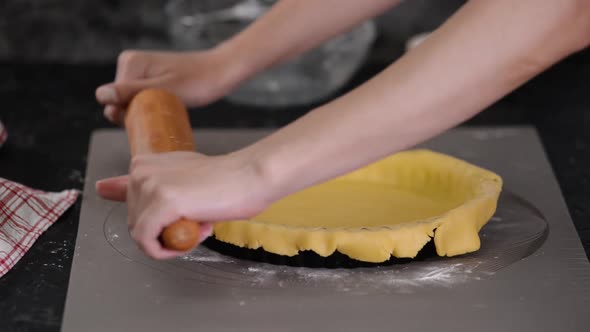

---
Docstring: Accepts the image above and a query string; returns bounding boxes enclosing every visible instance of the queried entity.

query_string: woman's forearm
[215,0,402,82]
[244,0,590,200]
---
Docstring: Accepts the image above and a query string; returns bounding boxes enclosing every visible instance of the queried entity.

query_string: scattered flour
[167,244,488,294]
[178,250,235,263]
[289,262,477,291]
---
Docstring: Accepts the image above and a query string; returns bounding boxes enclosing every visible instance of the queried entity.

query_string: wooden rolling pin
[124,88,200,251]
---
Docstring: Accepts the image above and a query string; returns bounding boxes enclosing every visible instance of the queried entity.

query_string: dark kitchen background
[0,0,464,62]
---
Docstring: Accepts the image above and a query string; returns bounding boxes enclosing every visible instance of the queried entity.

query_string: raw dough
[213,149,503,263]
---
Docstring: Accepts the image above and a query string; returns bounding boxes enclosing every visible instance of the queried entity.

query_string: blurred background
[0,0,471,106]
[0,0,464,63]
[1,0,587,108]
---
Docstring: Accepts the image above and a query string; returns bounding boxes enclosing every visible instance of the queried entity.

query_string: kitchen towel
[0,177,79,277]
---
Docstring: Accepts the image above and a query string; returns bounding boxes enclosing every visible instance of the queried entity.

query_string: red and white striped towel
[0,177,79,277]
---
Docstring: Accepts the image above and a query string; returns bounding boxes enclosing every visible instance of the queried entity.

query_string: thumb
[96,175,129,201]
[95,80,153,106]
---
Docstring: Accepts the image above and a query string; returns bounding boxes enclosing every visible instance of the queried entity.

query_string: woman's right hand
[95,150,275,259]
[95,49,243,124]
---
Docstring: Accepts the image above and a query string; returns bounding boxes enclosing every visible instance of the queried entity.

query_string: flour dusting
[173,246,488,294]
[289,261,478,291]
[179,250,235,263]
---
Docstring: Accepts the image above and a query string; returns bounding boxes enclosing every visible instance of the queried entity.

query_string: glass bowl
[165,0,377,107]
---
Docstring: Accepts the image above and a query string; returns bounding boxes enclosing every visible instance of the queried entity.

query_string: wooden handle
[124,88,200,251]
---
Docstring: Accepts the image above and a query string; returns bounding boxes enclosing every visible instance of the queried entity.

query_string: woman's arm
[244,0,590,200]
[96,0,590,259]
[217,0,403,80]
[96,0,402,122]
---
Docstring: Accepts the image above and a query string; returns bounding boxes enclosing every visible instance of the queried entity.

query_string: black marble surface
[0,20,589,332]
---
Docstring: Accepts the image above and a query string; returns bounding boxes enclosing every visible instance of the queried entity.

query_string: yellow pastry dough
[213,149,503,263]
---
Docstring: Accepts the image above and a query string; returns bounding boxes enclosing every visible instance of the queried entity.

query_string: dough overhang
[213,149,503,263]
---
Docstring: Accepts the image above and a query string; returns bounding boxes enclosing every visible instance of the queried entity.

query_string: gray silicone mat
[61,127,590,332]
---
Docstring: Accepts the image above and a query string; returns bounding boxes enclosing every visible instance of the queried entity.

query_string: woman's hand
[94,0,406,124]
[95,49,243,124]
[95,151,272,259]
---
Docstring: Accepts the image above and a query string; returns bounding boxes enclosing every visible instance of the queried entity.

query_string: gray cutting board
[61,127,590,332]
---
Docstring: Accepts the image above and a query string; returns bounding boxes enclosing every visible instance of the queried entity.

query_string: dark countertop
[0,48,589,331]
